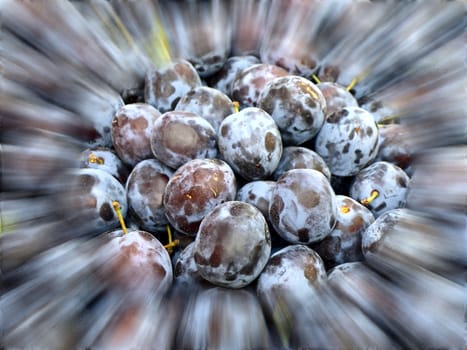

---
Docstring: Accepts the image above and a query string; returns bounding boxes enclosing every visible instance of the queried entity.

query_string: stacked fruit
[70,44,421,347]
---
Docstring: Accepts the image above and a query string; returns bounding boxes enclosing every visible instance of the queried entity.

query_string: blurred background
[1,0,466,349]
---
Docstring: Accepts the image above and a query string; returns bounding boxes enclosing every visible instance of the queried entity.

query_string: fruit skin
[97,229,173,296]
[269,169,338,244]
[256,244,327,321]
[79,147,129,184]
[230,63,288,107]
[272,146,331,181]
[174,86,234,133]
[218,107,283,181]
[193,201,271,289]
[257,75,326,145]
[144,59,202,113]
[317,82,358,117]
[125,159,173,234]
[207,55,261,96]
[72,168,127,233]
[111,103,161,167]
[150,110,218,169]
[349,161,410,218]
[315,106,380,177]
[312,195,375,269]
[163,158,237,236]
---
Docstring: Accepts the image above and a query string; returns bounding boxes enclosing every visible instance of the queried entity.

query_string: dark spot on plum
[297,228,309,242]
[298,191,320,208]
[304,263,317,281]
[209,244,223,267]
[239,244,263,275]
[100,202,114,221]
[248,193,256,201]
[269,196,284,225]
[230,203,245,216]
[327,109,348,124]
[220,124,229,137]
[373,202,387,212]
[151,262,167,279]
[397,175,408,188]
[343,143,350,154]
[194,252,208,266]
[264,132,276,152]
[354,149,364,164]
[366,127,373,137]
[79,174,96,192]
[139,231,154,241]
[268,254,283,267]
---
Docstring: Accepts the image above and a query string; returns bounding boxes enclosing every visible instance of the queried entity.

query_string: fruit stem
[112,201,128,234]
[232,101,240,113]
[164,224,179,253]
[376,113,402,126]
[311,74,321,84]
[360,190,379,206]
[346,77,358,92]
[88,153,104,165]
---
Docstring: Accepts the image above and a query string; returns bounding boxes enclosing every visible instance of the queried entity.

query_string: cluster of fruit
[71,45,417,345]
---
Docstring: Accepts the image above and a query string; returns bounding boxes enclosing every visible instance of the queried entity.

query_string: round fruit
[230,63,288,107]
[207,55,261,96]
[218,107,282,180]
[97,229,173,296]
[315,106,380,177]
[111,103,161,167]
[235,180,276,221]
[257,75,326,145]
[79,147,129,184]
[125,159,173,233]
[269,169,338,244]
[71,168,127,233]
[317,82,358,117]
[144,59,202,113]
[272,146,331,181]
[163,158,237,236]
[349,161,410,218]
[312,195,375,269]
[150,110,218,169]
[193,201,271,289]
[174,86,234,133]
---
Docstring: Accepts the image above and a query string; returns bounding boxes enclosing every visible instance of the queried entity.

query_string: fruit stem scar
[164,224,179,253]
[340,205,351,214]
[233,101,240,113]
[311,74,321,84]
[360,190,379,206]
[88,153,104,165]
[112,201,128,234]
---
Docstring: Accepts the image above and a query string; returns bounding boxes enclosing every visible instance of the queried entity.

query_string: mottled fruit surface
[163,158,237,236]
[315,107,379,176]
[193,201,271,289]
[98,230,173,296]
[269,169,337,244]
[235,180,276,220]
[125,159,173,233]
[111,103,161,167]
[272,146,331,181]
[317,82,358,117]
[72,168,127,233]
[79,147,129,184]
[230,63,288,107]
[257,245,326,318]
[258,75,326,145]
[144,59,202,113]
[218,107,282,180]
[350,161,410,218]
[175,86,234,133]
[312,195,375,269]
[151,110,217,169]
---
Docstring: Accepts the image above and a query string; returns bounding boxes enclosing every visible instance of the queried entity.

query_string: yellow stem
[311,74,321,84]
[232,101,240,113]
[360,190,379,206]
[346,77,358,92]
[164,224,179,253]
[112,201,128,234]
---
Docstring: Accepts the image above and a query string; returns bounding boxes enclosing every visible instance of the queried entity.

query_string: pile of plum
[72,51,416,347]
